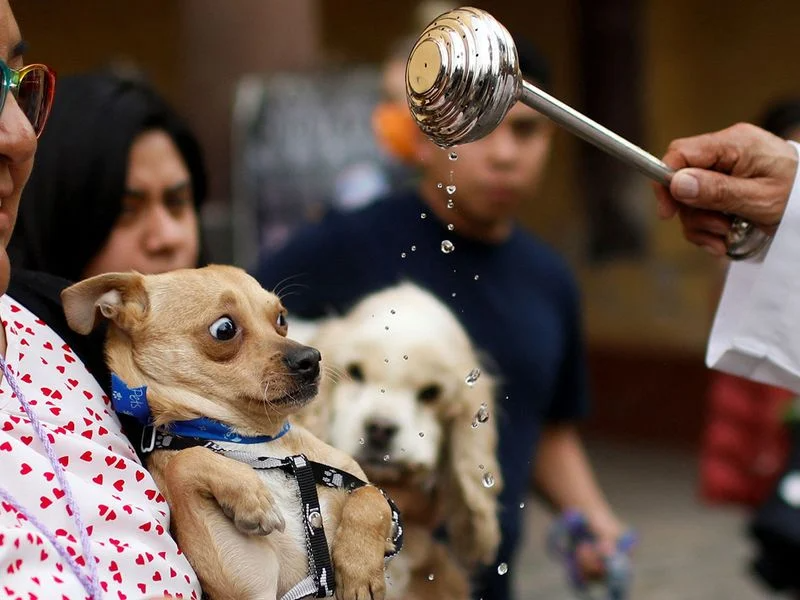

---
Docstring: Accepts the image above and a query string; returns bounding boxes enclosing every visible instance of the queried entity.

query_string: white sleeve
[706,140,800,392]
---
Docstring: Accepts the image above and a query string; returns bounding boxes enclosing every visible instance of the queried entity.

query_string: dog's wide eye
[346,363,364,382]
[418,384,442,404]
[209,316,237,341]
[276,313,287,329]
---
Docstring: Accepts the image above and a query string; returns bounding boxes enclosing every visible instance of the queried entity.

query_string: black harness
[141,425,403,599]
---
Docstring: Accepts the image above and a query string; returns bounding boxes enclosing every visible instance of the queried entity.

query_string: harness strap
[142,427,404,599]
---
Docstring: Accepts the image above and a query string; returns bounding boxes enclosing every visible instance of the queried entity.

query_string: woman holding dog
[0,3,202,596]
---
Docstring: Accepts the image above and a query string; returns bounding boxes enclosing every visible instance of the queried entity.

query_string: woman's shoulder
[7,269,110,392]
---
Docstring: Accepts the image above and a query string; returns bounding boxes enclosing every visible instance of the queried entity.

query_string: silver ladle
[405,6,769,260]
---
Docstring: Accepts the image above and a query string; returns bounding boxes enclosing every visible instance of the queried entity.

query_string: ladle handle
[521,80,672,184]
[520,80,769,259]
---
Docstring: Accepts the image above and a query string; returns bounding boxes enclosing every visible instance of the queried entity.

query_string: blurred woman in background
[9,70,207,280]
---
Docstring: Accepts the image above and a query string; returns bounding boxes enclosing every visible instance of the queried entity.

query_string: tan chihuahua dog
[61,265,400,600]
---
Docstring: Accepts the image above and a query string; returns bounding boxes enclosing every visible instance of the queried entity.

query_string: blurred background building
[16,1,800,596]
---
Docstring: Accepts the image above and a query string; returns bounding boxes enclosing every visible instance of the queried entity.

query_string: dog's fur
[61,266,396,600]
[294,283,502,600]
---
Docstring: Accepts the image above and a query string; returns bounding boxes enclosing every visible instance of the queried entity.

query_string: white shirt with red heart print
[0,295,201,600]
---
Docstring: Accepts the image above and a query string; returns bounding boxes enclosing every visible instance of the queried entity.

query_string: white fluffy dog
[294,282,502,599]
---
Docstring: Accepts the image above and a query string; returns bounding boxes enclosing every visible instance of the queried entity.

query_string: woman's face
[82,130,200,278]
[0,0,40,295]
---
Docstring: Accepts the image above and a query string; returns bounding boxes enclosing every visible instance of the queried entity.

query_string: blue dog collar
[111,372,290,445]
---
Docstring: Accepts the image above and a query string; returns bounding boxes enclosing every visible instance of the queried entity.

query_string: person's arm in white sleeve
[707,141,800,392]
[653,124,800,391]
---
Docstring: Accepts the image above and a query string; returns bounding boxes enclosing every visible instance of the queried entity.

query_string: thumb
[670,168,753,216]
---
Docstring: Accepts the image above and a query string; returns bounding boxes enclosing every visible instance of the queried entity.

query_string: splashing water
[441,240,455,253]
[497,563,508,575]
[383,454,390,462]
[447,200,454,209]
[403,354,409,360]
[384,358,389,364]
[411,245,416,251]
[446,185,456,195]
[427,574,435,582]
[474,274,480,281]
[519,502,526,509]
[358,437,365,445]
[390,309,396,315]
[418,431,425,438]
[437,182,443,189]
[421,212,427,219]
[400,252,406,258]
[465,368,481,387]
[482,472,495,488]
[447,224,454,231]
[449,151,458,161]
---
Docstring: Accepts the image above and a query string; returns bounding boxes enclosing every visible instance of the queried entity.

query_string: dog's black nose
[283,346,321,381]
[365,418,398,450]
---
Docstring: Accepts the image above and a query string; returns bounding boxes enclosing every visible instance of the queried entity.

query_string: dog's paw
[220,484,285,536]
[333,549,386,600]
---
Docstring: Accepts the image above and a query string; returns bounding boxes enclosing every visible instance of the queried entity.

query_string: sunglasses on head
[0,60,56,138]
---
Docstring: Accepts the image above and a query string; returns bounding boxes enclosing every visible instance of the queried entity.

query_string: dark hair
[514,35,551,89]
[9,71,208,282]
[759,98,800,138]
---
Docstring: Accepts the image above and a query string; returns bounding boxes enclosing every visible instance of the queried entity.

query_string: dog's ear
[61,272,149,335]
[292,315,342,438]
[440,357,503,568]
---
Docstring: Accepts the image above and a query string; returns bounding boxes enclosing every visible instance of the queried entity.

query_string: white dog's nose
[364,418,398,451]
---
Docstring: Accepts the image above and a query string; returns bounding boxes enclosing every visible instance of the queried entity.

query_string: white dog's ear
[291,315,342,438]
[440,361,503,568]
[61,272,149,335]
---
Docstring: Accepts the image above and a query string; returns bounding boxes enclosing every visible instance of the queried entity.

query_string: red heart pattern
[0,297,199,597]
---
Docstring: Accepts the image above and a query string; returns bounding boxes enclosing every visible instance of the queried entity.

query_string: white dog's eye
[209,316,237,341]
[346,363,364,382]
[418,384,442,404]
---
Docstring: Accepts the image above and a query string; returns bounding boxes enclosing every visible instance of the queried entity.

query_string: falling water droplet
[482,472,495,488]
[497,563,508,575]
[421,212,427,219]
[358,437,365,445]
[451,292,457,298]
[465,368,481,386]
[403,354,409,360]
[436,182,443,189]
[419,431,425,437]
[427,574,435,582]
[383,454,390,462]
[411,245,417,251]
[474,274,480,281]
[472,402,490,427]
[447,200,454,209]
[447,224,454,231]
[400,252,407,258]
[384,358,389,364]
[446,185,456,195]
[441,240,455,253]
[519,502,526,509]
[449,151,458,161]
[385,326,389,331]
[479,463,485,470]
[380,388,386,394]
[390,309,396,314]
